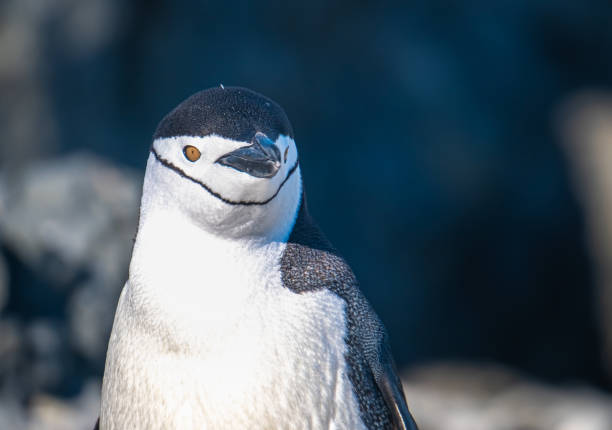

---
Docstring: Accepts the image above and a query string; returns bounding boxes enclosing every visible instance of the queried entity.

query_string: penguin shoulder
[280,198,419,430]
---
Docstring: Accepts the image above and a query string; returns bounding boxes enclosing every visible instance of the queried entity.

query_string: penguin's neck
[127,205,288,350]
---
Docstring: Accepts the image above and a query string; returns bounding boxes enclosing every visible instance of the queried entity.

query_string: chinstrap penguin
[97,86,419,430]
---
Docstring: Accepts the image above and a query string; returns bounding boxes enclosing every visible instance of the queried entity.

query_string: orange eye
[284,147,289,163]
[183,145,201,162]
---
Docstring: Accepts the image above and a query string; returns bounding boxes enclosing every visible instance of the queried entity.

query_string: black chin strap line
[149,148,300,206]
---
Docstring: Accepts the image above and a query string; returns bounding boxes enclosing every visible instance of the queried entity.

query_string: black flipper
[373,342,419,430]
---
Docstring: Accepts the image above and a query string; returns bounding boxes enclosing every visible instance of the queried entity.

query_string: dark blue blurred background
[3,0,612,415]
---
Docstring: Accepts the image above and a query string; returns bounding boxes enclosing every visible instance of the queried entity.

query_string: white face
[140,134,302,241]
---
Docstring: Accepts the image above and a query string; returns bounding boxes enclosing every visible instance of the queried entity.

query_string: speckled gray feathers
[154,87,294,142]
[281,195,418,430]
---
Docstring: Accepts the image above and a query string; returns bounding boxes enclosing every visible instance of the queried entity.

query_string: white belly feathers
[100,226,366,430]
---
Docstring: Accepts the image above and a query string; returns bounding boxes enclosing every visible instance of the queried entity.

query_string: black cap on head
[153,86,294,142]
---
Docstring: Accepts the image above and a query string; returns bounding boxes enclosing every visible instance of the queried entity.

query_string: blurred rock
[557,92,612,377]
[27,379,100,430]
[68,279,123,362]
[0,399,27,430]
[25,320,64,392]
[0,153,139,287]
[403,363,612,430]
[27,320,61,358]
[0,153,139,402]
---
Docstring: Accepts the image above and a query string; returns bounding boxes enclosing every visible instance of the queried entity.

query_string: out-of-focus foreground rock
[404,364,612,430]
[0,154,139,429]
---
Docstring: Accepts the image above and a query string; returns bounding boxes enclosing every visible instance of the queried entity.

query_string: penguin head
[142,86,302,241]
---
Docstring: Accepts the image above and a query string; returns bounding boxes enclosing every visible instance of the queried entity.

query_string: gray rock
[403,363,612,430]
[68,280,120,363]
[27,379,101,430]
[0,153,139,288]
[25,320,63,392]
[0,153,140,404]
[0,399,27,430]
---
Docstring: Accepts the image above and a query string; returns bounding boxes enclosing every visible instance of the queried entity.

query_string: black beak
[215,132,281,178]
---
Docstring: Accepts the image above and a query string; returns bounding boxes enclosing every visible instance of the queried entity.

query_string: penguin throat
[150,147,299,206]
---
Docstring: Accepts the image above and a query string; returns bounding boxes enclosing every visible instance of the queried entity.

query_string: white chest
[100,223,366,430]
